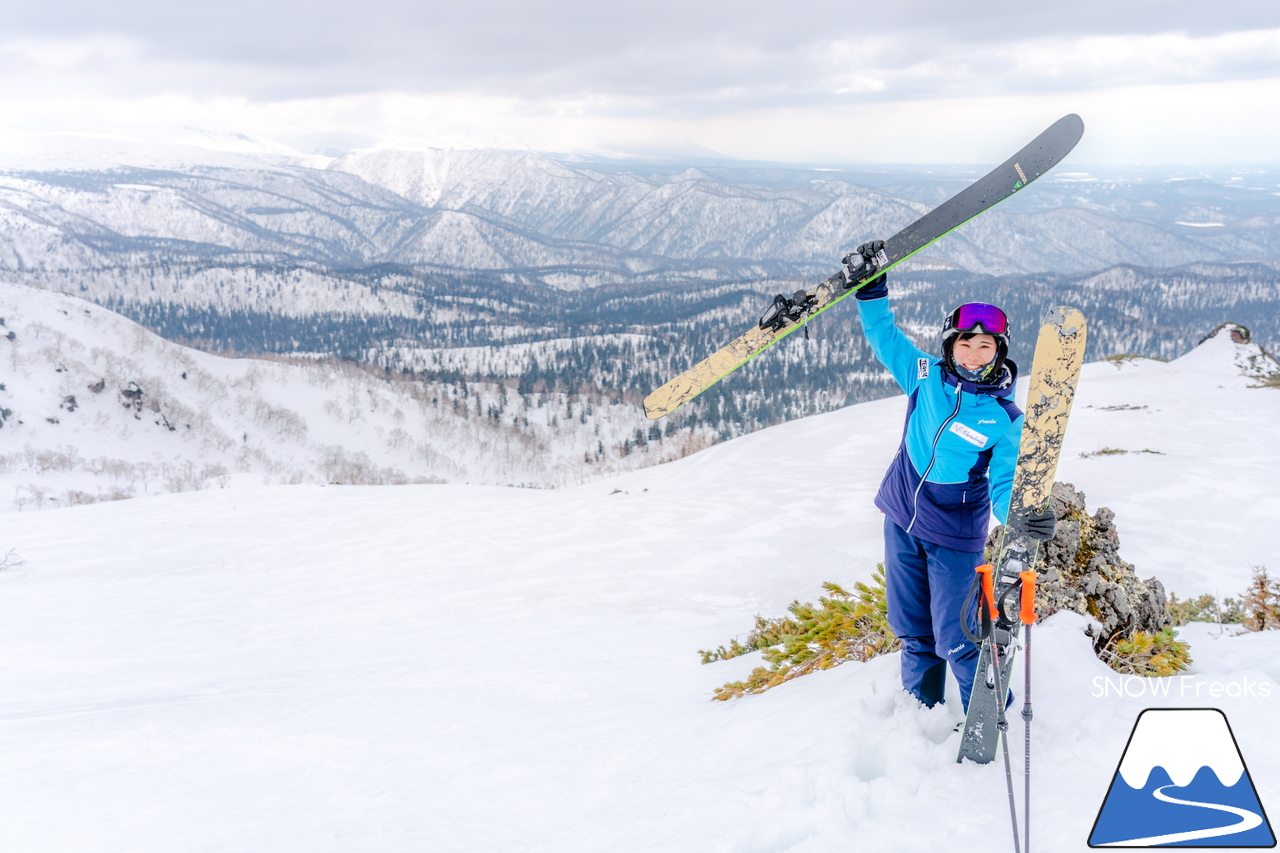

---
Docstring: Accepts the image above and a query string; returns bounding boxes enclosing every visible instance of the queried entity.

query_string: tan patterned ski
[1005,306,1088,538]
[957,306,1087,765]
[643,270,846,419]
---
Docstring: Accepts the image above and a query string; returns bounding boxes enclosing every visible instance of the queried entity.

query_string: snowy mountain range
[3,147,1278,292]
[4,141,1280,453]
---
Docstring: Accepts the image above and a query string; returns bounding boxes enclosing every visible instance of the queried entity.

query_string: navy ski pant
[883,517,982,710]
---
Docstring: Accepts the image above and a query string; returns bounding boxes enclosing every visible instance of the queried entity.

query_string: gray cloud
[4,0,1278,106]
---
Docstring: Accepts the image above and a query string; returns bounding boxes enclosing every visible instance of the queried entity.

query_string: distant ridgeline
[83,259,1280,441]
[6,157,1280,445]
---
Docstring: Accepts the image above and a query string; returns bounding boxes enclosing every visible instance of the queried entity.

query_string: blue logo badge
[1089,708,1275,847]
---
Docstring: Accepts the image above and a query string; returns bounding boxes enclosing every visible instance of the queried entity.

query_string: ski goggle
[944,303,1009,338]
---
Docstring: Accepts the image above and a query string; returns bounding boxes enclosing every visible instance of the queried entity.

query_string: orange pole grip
[1019,570,1037,625]
[976,564,997,620]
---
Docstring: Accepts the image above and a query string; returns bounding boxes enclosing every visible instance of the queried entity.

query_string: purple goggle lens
[948,303,1009,337]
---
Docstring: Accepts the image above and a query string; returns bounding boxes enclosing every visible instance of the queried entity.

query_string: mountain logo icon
[1089,708,1276,847]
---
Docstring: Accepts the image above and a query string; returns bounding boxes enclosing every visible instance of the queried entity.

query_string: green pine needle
[700,565,901,701]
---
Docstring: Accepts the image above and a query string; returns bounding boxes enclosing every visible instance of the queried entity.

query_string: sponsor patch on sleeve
[917,358,930,380]
[949,421,989,447]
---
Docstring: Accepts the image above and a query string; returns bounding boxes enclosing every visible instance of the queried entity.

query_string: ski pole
[979,566,1021,853]
[1019,570,1037,853]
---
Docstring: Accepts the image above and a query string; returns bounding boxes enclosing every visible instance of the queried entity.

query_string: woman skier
[845,241,1056,712]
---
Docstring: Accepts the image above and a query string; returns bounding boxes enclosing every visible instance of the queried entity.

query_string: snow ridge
[0,283,706,510]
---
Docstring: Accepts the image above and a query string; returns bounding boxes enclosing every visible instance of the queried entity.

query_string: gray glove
[1025,506,1057,541]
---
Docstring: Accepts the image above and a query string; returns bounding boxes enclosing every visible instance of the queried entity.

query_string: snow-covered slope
[5,273,1276,597]
[1,310,1278,851]
[1059,325,1280,594]
[0,283,697,508]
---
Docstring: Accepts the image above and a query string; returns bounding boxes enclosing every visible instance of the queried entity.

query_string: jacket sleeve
[988,416,1023,525]
[855,293,933,394]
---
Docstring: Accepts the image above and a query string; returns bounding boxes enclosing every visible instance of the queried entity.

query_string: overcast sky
[1,0,1278,163]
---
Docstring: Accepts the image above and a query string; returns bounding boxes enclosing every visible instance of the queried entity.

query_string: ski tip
[1052,113,1086,146]
[1054,113,1085,137]
[1042,305,1087,336]
[643,389,679,419]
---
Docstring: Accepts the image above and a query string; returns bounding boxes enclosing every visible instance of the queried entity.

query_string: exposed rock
[986,482,1171,649]
[1200,322,1280,385]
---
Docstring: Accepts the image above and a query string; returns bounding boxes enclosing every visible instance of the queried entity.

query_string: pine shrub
[701,566,901,701]
[1167,592,1242,626]
[1222,597,1244,623]
[1242,565,1280,632]
[1098,628,1192,677]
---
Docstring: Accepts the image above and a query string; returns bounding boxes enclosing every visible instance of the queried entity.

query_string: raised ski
[642,114,1086,420]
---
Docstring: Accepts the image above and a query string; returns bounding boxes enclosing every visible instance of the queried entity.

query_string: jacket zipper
[905,381,963,534]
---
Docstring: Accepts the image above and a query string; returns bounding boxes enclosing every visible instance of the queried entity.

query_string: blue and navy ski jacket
[856,291,1023,552]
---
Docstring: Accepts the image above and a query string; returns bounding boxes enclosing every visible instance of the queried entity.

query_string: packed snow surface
[1,324,1279,851]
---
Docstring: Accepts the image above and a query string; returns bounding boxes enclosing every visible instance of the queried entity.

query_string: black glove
[757,289,815,331]
[843,240,886,278]
[843,240,889,298]
[1025,506,1057,541]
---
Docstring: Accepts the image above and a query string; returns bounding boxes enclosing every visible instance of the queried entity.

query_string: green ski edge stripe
[649,209,1007,419]
[646,114,1084,419]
